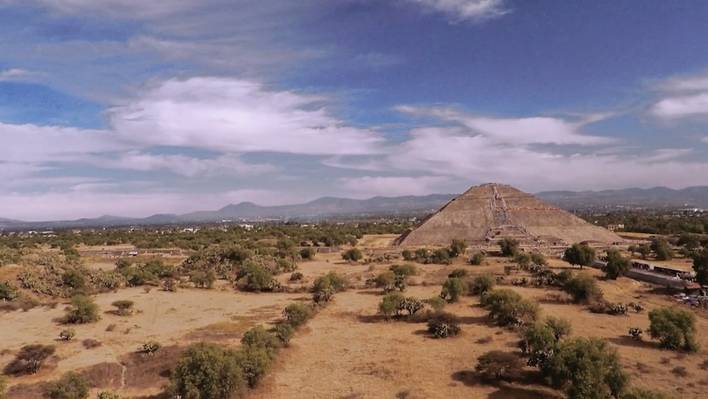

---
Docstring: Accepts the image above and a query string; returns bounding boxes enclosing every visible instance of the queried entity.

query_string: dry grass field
[1,236,706,398]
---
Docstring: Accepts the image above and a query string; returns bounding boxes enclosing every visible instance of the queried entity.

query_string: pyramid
[397,183,621,247]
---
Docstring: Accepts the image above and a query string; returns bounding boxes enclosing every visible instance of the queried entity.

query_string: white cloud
[405,0,509,23]
[109,77,386,155]
[0,68,34,81]
[339,175,451,197]
[650,71,708,119]
[92,152,276,177]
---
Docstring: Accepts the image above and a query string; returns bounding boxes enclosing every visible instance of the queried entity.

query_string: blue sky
[1,0,708,220]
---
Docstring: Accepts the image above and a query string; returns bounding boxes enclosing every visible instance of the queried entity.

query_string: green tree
[603,249,630,280]
[648,307,698,352]
[544,337,628,399]
[65,295,100,324]
[448,239,467,258]
[545,316,572,340]
[342,248,363,262]
[47,372,89,399]
[238,262,277,292]
[282,303,313,327]
[564,243,596,269]
[481,289,539,327]
[650,238,673,261]
[692,248,708,285]
[514,252,531,269]
[499,238,519,257]
[111,300,134,316]
[475,351,525,382]
[468,252,485,265]
[62,269,87,291]
[170,343,246,399]
[469,274,495,296]
[564,273,603,304]
[379,292,405,318]
[190,270,216,289]
[440,277,467,303]
[426,311,461,338]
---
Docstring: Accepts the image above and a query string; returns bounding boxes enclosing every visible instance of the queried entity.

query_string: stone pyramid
[397,183,621,247]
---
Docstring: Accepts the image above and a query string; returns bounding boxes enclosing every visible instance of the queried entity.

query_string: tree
[521,322,557,367]
[111,300,134,316]
[273,323,294,345]
[564,273,603,304]
[389,264,417,277]
[544,337,628,399]
[62,269,87,291]
[514,252,531,269]
[65,295,100,324]
[650,238,673,261]
[475,351,525,382]
[401,249,415,261]
[648,307,698,352]
[499,238,519,257]
[635,244,651,259]
[3,344,55,375]
[440,277,467,303]
[545,316,572,341]
[426,311,461,338]
[448,239,467,258]
[530,252,547,266]
[692,248,708,285]
[238,262,277,292]
[430,248,451,264]
[299,247,316,260]
[379,293,405,318]
[170,343,247,399]
[342,248,363,262]
[564,243,596,269]
[371,271,396,293]
[470,274,495,296]
[603,249,630,280]
[282,303,313,327]
[190,270,216,289]
[46,372,89,399]
[468,252,485,265]
[481,289,539,327]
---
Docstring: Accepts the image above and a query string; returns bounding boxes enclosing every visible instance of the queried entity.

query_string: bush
[521,322,557,367]
[481,289,539,327]
[499,238,519,257]
[46,372,89,399]
[564,273,603,304]
[448,268,468,278]
[448,239,467,258]
[426,311,461,338]
[425,296,446,311]
[530,252,547,266]
[190,270,216,289]
[62,270,87,291]
[96,392,121,399]
[238,262,277,292]
[430,248,452,264]
[139,341,161,356]
[620,388,672,399]
[170,343,247,399]
[273,323,294,345]
[241,325,280,353]
[4,344,55,375]
[289,272,304,282]
[468,252,485,265]
[342,248,363,262]
[440,277,467,303]
[379,292,405,318]
[564,243,596,268]
[470,274,495,296]
[65,295,100,324]
[545,316,572,340]
[514,252,531,269]
[401,249,415,261]
[282,303,313,327]
[648,307,698,352]
[544,337,628,399]
[111,300,134,316]
[389,264,417,277]
[59,328,76,341]
[371,271,396,293]
[692,247,708,285]
[299,247,316,260]
[603,249,630,279]
[475,351,525,382]
[233,345,272,388]
[0,281,18,301]
[312,272,346,303]
[651,238,673,261]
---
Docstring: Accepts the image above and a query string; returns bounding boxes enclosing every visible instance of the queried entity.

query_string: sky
[1,0,708,220]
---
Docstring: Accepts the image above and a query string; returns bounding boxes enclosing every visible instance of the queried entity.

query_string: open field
[1,234,706,398]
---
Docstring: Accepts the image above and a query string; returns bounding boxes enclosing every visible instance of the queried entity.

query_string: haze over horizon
[2,1,708,220]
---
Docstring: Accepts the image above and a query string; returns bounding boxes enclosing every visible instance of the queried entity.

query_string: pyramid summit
[397,183,621,247]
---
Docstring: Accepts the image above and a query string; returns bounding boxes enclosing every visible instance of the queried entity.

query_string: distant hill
[2,186,706,230]
[536,186,708,209]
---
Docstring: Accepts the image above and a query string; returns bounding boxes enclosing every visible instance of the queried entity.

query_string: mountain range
[1,186,706,230]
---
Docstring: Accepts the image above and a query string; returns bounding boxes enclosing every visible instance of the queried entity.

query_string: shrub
[648,307,698,352]
[4,344,55,375]
[190,270,216,289]
[481,289,539,327]
[544,337,628,399]
[468,252,485,265]
[470,274,495,296]
[448,268,468,278]
[238,262,277,292]
[499,238,519,257]
[425,296,446,311]
[233,345,272,388]
[96,392,121,399]
[0,281,18,301]
[530,252,547,266]
[379,293,405,318]
[342,248,363,262]
[440,277,467,303]
[692,247,708,285]
[603,249,630,280]
[564,243,596,269]
[514,252,531,269]
[427,311,461,338]
[170,343,246,399]
[299,247,316,260]
[65,295,100,324]
[46,372,89,399]
[521,322,557,367]
[312,272,346,303]
[564,273,603,304]
[475,351,525,382]
[82,339,102,349]
[448,239,467,258]
[545,316,572,340]
[273,323,294,345]
[59,328,76,341]
[241,325,280,354]
[401,249,415,261]
[372,271,396,293]
[620,388,672,399]
[139,341,161,356]
[389,264,417,277]
[430,248,452,264]
[62,269,87,291]
[282,303,313,327]
[289,272,304,282]
[111,300,134,316]
[651,238,673,261]
[555,270,573,286]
